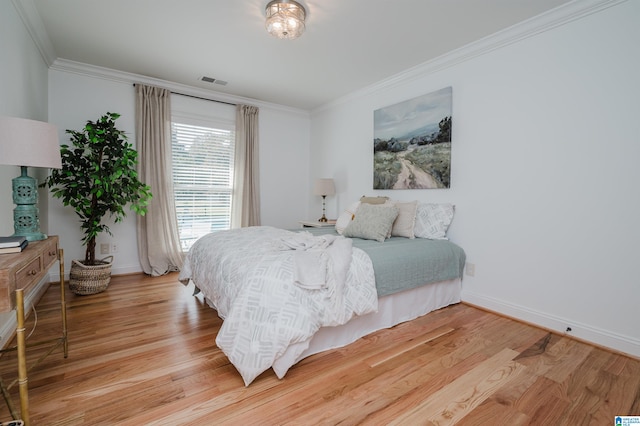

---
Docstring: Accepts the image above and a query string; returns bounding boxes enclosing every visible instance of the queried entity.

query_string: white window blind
[171,121,235,251]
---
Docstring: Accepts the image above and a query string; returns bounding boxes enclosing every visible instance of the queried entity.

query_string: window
[171,120,235,250]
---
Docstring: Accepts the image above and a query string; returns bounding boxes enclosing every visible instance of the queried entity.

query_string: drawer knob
[29,269,38,276]
[49,251,57,256]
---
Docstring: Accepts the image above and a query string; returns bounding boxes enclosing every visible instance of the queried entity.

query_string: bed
[179,200,466,386]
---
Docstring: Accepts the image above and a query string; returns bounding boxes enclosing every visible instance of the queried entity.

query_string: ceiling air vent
[200,76,228,86]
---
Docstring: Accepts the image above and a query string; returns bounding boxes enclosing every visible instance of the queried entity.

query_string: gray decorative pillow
[343,203,399,242]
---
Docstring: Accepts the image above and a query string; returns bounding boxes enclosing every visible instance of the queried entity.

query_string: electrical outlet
[111,243,118,253]
[100,243,110,255]
[465,262,475,277]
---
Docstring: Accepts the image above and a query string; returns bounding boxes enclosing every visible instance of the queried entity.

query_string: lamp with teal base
[0,116,61,241]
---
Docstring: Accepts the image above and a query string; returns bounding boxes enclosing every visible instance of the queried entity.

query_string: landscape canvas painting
[373,87,452,189]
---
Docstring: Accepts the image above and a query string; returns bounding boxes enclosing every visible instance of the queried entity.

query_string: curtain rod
[133,83,237,107]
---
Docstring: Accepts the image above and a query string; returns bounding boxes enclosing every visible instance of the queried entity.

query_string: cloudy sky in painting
[374,86,452,141]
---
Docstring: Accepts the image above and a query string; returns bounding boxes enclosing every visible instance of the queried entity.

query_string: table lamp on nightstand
[313,178,335,223]
[0,116,62,241]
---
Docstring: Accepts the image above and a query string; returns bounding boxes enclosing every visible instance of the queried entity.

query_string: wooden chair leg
[59,249,68,358]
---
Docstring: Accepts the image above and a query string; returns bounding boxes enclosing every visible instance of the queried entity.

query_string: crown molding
[11,0,57,66]
[15,0,306,115]
[314,0,628,113]
[15,0,307,116]
[50,59,310,117]
[17,0,624,116]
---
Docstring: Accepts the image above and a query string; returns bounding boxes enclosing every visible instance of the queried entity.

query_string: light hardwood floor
[0,272,638,425]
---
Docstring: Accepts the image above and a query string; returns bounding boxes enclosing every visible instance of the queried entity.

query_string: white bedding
[179,226,378,386]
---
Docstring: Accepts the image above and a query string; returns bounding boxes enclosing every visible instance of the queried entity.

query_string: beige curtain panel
[135,84,184,275]
[232,104,261,228]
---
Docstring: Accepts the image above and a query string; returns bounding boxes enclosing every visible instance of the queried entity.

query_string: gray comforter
[303,228,466,296]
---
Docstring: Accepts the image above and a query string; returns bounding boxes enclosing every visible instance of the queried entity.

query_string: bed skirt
[200,277,461,379]
[272,277,462,377]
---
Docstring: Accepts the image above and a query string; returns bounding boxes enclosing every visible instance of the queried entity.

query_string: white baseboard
[462,290,640,359]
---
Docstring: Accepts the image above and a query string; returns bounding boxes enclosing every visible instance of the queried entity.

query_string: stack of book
[0,236,28,254]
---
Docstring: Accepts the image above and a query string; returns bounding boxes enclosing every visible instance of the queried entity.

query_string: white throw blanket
[280,232,338,289]
[179,226,377,385]
[292,250,328,289]
[278,232,353,326]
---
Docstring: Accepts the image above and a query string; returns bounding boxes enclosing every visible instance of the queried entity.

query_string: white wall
[47,71,140,275]
[310,1,640,357]
[260,106,312,228]
[0,0,53,347]
[47,66,311,276]
[0,0,50,236]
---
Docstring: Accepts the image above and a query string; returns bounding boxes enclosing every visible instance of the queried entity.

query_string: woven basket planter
[69,256,113,295]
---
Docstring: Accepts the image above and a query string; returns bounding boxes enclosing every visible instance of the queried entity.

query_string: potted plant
[43,112,152,295]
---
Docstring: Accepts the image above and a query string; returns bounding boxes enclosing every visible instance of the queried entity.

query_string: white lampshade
[313,178,335,196]
[0,116,62,168]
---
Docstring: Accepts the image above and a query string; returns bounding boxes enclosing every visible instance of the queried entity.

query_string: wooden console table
[0,236,68,425]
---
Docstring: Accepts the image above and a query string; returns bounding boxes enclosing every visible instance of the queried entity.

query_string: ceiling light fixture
[265,0,306,40]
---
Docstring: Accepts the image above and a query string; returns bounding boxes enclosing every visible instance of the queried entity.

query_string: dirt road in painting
[393,147,440,189]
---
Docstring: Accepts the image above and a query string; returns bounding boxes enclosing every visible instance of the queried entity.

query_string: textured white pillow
[335,201,360,235]
[342,203,399,242]
[390,201,418,238]
[414,203,455,240]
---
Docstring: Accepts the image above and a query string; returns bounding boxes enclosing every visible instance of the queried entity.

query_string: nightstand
[299,220,336,228]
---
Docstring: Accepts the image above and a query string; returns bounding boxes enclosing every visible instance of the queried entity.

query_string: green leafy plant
[42,112,152,265]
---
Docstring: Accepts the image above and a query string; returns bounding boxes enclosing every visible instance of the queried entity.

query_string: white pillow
[390,200,418,238]
[335,201,360,235]
[413,203,455,239]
